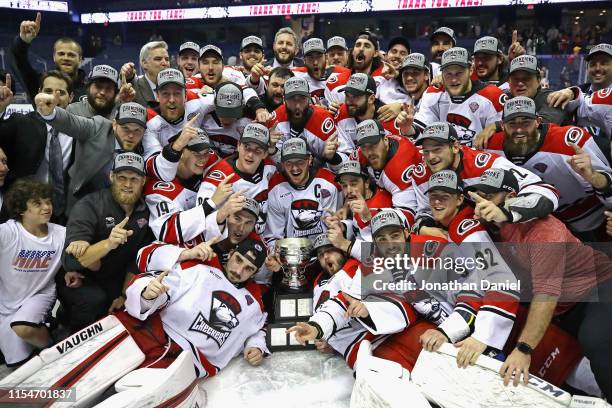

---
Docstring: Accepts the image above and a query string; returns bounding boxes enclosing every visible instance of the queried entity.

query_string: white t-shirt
[0,220,66,314]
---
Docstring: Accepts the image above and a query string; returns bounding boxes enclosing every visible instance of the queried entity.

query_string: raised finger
[512,29,518,44]
[35,12,42,29]
[5,74,11,92]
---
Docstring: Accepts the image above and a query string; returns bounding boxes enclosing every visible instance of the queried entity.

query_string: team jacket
[333,103,402,155]
[143,154,225,246]
[266,104,348,163]
[201,114,252,158]
[291,65,352,106]
[197,156,277,235]
[413,81,506,146]
[263,167,342,248]
[350,135,423,223]
[143,91,215,158]
[567,87,612,138]
[412,145,560,221]
[127,243,269,378]
[309,258,417,368]
[486,124,612,232]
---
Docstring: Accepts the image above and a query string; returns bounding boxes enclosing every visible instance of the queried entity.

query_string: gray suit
[132,75,157,109]
[45,108,122,210]
[67,98,118,120]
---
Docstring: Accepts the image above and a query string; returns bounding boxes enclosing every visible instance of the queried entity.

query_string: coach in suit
[0,70,74,219]
[120,41,170,109]
[265,28,304,69]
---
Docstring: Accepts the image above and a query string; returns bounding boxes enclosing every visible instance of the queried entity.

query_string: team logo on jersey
[291,199,323,235]
[105,217,116,228]
[207,170,227,182]
[327,73,339,84]
[469,102,479,113]
[533,162,548,173]
[321,117,335,134]
[412,297,448,325]
[499,93,508,106]
[474,152,492,168]
[456,219,479,236]
[315,290,330,311]
[564,127,584,146]
[423,240,441,257]
[446,113,472,128]
[153,181,176,192]
[136,218,148,228]
[596,88,611,99]
[189,290,242,348]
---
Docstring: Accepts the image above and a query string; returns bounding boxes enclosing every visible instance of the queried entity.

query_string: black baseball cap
[388,37,411,54]
[356,31,379,50]
[234,239,267,269]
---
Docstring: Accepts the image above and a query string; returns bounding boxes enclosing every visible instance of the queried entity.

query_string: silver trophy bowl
[276,238,314,292]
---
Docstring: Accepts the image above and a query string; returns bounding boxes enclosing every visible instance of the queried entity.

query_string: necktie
[48,127,66,216]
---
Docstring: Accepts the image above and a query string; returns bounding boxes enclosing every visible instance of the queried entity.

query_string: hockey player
[142,68,215,158]
[416,170,519,367]
[211,197,260,265]
[350,119,422,223]
[123,237,269,377]
[407,47,506,146]
[176,42,199,79]
[410,122,559,233]
[484,96,612,239]
[334,73,401,154]
[198,123,276,236]
[469,169,612,398]
[397,53,430,110]
[579,43,612,95]
[267,76,345,165]
[326,36,349,68]
[0,179,65,367]
[429,27,456,77]
[238,36,265,74]
[201,82,253,158]
[144,131,235,246]
[264,138,341,248]
[472,36,508,89]
[291,38,351,106]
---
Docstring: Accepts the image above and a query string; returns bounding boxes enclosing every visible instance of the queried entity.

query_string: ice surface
[201,350,354,408]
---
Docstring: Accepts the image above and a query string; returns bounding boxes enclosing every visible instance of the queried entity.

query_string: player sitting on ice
[0,179,65,367]
[118,237,269,378]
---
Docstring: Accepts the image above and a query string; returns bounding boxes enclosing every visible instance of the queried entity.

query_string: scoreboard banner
[81,0,606,24]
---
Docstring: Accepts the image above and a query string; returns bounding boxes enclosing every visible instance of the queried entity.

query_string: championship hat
[371,210,405,237]
[241,123,270,149]
[469,168,519,194]
[115,102,147,128]
[327,36,348,51]
[284,77,310,98]
[355,119,385,146]
[241,35,264,51]
[440,47,470,70]
[179,42,200,55]
[414,122,458,145]
[214,82,244,119]
[503,96,537,121]
[426,170,463,194]
[113,152,145,176]
[303,38,326,55]
[431,27,457,46]
[281,137,310,161]
[157,68,185,89]
[344,73,376,96]
[509,55,539,75]
[89,65,119,86]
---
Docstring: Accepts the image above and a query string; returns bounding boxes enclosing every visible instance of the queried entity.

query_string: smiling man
[265,27,304,68]
[67,65,120,120]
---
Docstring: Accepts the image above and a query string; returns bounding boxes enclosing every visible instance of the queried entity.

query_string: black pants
[56,277,120,333]
[557,278,612,400]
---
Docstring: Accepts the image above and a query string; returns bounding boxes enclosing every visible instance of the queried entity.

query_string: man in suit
[119,41,170,109]
[10,12,86,102]
[0,70,74,220]
[265,28,304,69]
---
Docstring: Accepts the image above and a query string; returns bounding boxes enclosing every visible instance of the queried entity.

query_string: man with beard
[120,41,170,109]
[349,31,384,77]
[145,131,231,246]
[261,67,293,112]
[12,12,86,101]
[291,38,351,106]
[429,27,456,77]
[403,47,506,146]
[579,43,611,95]
[334,73,401,153]
[123,237,269,376]
[472,36,508,89]
[349,119,422,224]
[326,36,349,68]
[177,42,200,79]
[198,123,277,236]
[239,36,265,74]
[35,90,147,211]
[386,37,411,71]
[325,160,392,262]
[469,169,612,399]
[267,77,344,166]
[484,96,612,240]
[265,27,304,68]
[66,65,120,120]
[474,55,570,149]
[186,45,268,123]
[410,122,559,234]
[264,137,341,248]
[59,152,154,333]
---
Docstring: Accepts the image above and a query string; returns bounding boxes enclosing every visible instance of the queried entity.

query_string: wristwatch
[515,341,533,355]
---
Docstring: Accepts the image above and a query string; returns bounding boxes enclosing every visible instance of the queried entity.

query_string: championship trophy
[267,238,316,351]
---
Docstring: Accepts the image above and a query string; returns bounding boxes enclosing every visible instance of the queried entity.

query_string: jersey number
[475,248,498,270]
[156,201,170,216]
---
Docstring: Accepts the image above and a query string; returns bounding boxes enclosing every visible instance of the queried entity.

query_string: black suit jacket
[0,111,48,188]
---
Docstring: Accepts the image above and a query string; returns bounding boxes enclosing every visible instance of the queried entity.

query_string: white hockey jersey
[143,91,215,158]
[201,114,252,158]
[0,220,65,314]
[486,124,612,232]
[375,77,411,105]
[567,87,612,138]
[291,66,352,106]
[185,66,260,103]
[127,243,269,378]
[144,147,220,183]
[412,145,560,220]
[413,81,506,146]
[197,156,277,236]
[263,167,341,248]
